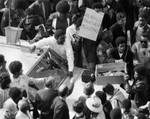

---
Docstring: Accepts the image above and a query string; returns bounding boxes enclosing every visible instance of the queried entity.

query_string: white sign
[79,8,104,41]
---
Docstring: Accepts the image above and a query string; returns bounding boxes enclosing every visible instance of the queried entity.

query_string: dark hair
[116,12,126,21]
[121,99,131,110]
[9,87,22,101]
[134,64,147,77]
[115,36,127,46]
[25,8,35,16]
[56,0,70,14]
[72,13,81,24]
[110,108,122,119]
[103,83,114,95]
[58,85,68,97]
[9,61,22,75]
[138,12,148,20]
[73,100,84,113]
[92,2,103,9]
[0,72,11,89]
[95,91,106,104]
[76,17,83,28]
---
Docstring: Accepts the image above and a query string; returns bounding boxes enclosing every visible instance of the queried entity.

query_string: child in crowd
[9,60,46,98]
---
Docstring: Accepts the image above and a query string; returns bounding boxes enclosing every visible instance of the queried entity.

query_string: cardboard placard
[79,8,104,41]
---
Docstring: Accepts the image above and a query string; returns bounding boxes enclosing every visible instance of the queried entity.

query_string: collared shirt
[33,36,74,72]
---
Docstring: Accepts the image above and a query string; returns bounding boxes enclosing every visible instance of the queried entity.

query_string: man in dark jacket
[107,36,134,77]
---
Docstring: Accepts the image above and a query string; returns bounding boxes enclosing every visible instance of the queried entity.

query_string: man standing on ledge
[29,29,74,77]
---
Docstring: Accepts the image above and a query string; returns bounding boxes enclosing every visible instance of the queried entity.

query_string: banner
[79,8,104,41]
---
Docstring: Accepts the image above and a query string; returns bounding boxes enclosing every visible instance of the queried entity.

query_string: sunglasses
[140,41,147,43]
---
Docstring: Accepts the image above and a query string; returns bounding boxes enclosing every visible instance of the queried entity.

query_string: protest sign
[79,8,104,41]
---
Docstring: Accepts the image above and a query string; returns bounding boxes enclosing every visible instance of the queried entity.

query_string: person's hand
[29,45,36,53]
[68,71,73,77]
[115,59,124,63]
[124,74,130,81]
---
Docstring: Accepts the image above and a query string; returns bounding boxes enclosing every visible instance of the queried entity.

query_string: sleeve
[33,36,54,48]
[28,77,45,85]
[65,41,74,72]
[53,104,68,119]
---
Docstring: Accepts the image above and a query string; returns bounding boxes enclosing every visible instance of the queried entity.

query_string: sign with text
[79,8,104,41]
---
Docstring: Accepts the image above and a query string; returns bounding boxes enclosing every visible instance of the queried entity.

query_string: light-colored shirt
[3,98,17,118]
[15,110,32,119]
[33,36,74,72]
[10,74,45,98]
[0,88,9,108]
[132,42,150,63]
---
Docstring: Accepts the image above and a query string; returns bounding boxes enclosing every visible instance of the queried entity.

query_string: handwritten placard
[79,8,104,41]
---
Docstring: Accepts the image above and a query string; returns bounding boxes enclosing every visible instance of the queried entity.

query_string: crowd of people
[1,0,150,119]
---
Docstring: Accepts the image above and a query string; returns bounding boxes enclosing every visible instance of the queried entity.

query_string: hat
[115,36,127,46]
[83,82,94,96]
[121,99,131,110]
[56,0,70,14]
[54,29,66,39]
[0,54,5,64]
[136,113,147,119]
[86,96,103,113]
[102,83,114,95]
[110,108,122,119]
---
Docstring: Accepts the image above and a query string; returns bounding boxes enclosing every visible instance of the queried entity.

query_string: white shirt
[10,74,45,98]
[33,36,74,72]
[66,24,77,43]
[16,110,32,119]
[3,98,18,117]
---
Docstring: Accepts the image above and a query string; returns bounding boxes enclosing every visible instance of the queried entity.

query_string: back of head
[9,61,22,75]
[58,84,68,97]
[103,83,114,95]
[54,29,66,39]
[18,99,29,112]
[9,87,21,101]
[121,99,131,110]
[95,91,106,104]
[56,0,70,14]
[73,100,84,113]
[76,17,83,28]
[0,72,11,89]
[110,108,122,119]
[134,64,147,78]
[83,82,94,96]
